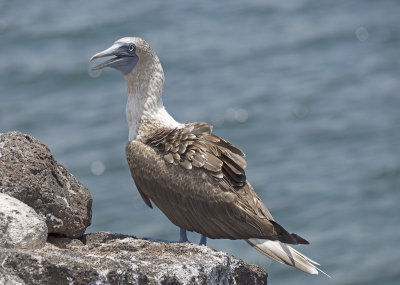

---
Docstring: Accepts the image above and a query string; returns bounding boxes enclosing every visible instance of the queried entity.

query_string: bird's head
[90,37,153,76]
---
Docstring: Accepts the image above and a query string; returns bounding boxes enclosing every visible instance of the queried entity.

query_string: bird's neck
[124,54,180,141]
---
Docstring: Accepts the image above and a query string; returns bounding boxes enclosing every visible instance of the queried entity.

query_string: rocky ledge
[1,232,267,285]
[0,131,267,284]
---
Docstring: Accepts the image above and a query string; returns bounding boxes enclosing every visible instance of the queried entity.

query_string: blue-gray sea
[1,0,399,284]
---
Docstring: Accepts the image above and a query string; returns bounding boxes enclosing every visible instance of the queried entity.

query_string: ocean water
[1,0,399,284]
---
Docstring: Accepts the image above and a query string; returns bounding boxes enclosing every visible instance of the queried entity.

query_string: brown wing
[126,122,308,244]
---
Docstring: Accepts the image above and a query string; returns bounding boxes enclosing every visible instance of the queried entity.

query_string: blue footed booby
[90,37,328,276]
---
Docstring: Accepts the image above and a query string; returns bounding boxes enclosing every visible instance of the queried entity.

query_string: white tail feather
[246,239,330,277]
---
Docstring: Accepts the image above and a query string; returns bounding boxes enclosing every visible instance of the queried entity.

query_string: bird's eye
[129,45,134,52]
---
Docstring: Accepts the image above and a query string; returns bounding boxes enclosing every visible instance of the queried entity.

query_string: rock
[46,235,84,249]
[0,131,92,238]
[0,232,268,285]
[0,194,48,249]
[0,273,25,285]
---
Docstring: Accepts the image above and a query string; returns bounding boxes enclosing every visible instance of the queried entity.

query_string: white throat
[126,94,180,141]
[125,53,181,141]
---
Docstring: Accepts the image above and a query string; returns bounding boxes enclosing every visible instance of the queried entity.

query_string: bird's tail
[246,238,330,277]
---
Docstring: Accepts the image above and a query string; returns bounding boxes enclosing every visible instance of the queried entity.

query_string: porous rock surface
[0,232,268,285]
[0,131,92,238]
[0,193,48,249]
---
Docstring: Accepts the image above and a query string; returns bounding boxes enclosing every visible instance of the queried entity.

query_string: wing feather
[127,122,308,243]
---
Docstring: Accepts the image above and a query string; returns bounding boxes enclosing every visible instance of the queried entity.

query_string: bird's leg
[143,227,189,243]
[179,228,189,243]
[199,235,207,246]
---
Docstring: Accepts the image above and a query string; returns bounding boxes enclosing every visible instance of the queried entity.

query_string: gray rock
[0,232,268,285]
[0,131,92,238]
[0,273,25,285]
[0,193,48,249]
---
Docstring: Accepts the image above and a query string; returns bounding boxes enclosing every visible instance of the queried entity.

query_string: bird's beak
[90,44,119,62]
[90,43,138,75]
[90,44,123,70]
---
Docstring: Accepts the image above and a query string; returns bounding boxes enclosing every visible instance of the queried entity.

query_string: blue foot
[199,235,207,246]
[143,228,207,245]
[179,228,189,243]
[143,228,190,243]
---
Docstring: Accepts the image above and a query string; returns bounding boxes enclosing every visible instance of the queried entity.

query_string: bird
[90,37,328,276]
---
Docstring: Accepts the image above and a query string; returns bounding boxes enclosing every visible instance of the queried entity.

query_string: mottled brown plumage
[126,122,308,244]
